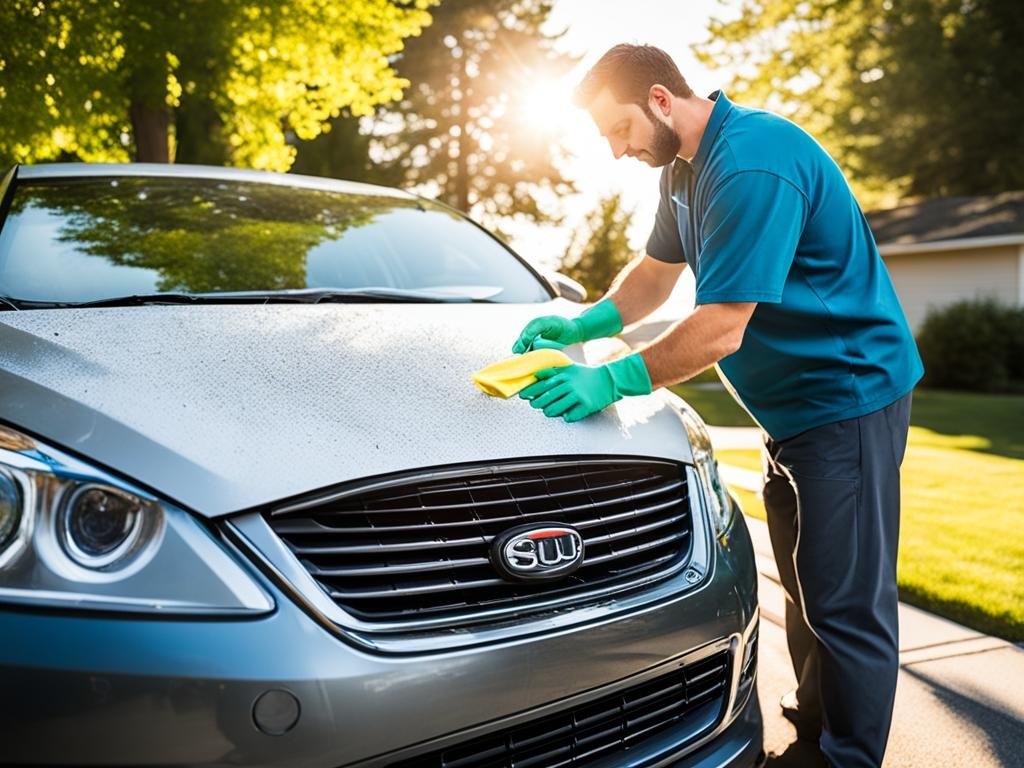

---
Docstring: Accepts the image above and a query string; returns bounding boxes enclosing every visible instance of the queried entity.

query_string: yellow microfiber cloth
[472,349,574,398]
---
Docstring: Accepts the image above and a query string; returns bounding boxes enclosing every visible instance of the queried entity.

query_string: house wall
[882,244,1021,332]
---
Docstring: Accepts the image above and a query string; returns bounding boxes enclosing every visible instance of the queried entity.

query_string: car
[0,162,762,768]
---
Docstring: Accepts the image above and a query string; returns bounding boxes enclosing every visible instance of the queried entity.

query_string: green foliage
[370,0,577,226]
[559,193,635,299]
[0,0,436,170]
[697,0,1024,203]
[916,299,1024,393]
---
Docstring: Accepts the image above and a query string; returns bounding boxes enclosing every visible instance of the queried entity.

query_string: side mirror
[544,271,587,303]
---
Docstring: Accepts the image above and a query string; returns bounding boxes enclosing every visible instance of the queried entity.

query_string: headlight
[0,425,272,615]
[678,405,734,537]
[0,469,24,555]
[61,484,145,568]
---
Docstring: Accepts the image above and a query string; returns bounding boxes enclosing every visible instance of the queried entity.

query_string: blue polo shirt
[647,92,923,440]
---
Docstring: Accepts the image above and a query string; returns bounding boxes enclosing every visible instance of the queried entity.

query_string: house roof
[867,191,1024,247]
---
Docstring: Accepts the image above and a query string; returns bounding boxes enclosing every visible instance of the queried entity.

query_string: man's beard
[645,106,681,166]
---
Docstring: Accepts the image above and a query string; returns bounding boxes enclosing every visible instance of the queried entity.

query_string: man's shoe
[779,690,821,742]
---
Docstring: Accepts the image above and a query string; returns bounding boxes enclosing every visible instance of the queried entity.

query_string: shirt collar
[671,91,729,199]
[691,90,730,176]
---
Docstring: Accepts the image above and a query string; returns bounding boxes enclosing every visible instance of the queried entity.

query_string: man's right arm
[602,253,687,327]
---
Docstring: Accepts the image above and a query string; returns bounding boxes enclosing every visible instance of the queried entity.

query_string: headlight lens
[0,425,272,615]
[678,405,734,536]
[61,485,143,568]
[0,470,21,551]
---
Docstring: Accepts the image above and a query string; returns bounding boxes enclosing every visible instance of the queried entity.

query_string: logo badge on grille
[490,523,585,582]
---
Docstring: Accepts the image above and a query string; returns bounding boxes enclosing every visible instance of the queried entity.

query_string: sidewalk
[748,514,1024,766]
[709,427,1024,764]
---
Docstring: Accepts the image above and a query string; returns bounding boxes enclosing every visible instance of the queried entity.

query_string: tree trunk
[174,96,229,166]
[129,100,171,163]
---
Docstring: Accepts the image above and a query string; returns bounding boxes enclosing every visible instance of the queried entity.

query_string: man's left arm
[638,301,756,390]
[638,169,808,385]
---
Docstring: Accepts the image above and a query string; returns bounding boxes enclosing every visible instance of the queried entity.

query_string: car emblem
[490,523,585,582]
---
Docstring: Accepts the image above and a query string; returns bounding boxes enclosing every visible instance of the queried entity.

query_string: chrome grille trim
[265,458,692,624]
[224,459,716,650]
[268,480,684,536]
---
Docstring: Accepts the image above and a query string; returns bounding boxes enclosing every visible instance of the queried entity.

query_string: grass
[679,384,1024,641]
[669,382,756,427]
[716,448,762,473]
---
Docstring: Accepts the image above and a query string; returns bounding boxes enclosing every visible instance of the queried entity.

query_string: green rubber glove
[511,299,623,354]
[518,353,653,423]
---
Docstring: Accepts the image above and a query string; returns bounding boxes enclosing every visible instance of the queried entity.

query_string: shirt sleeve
[645,163,686,264]
[695,171,808,305]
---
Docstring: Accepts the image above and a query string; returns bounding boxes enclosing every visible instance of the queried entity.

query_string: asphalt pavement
[710,427,1024,767]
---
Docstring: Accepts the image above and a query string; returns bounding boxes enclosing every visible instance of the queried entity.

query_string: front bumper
[668,693,763,768]
[0,516,760,768]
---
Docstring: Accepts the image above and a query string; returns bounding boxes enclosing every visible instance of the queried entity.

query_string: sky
[505,0,742,317]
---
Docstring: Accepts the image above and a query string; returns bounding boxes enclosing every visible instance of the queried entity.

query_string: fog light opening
[253,689,301,736]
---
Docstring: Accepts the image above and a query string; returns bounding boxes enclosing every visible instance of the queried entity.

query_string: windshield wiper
[309,287,488,304]
[10,292,211,309]
[3,287,494,310]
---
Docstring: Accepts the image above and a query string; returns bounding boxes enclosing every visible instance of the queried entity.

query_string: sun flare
[514,71,597,149]
[520,80,570,121]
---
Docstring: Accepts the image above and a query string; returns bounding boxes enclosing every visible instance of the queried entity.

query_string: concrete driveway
[746,515,1024,767]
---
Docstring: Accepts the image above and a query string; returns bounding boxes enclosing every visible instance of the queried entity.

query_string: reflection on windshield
[0,176,550,304]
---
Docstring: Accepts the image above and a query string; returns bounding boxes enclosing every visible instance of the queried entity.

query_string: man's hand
[511,299,623,354]
[519,353,652,422]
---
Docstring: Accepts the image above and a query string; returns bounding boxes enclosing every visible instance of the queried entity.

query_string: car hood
[0,303,694,517]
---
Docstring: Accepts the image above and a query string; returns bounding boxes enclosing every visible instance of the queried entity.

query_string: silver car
[0,163,762,767]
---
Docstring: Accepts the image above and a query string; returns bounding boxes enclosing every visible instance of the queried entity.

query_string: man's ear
[648,84,673,117]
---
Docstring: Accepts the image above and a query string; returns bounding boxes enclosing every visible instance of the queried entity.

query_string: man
[512,44,923,768]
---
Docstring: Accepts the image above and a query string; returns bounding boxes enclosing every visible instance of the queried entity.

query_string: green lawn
[670,382,756,427]
[676,385,1024,641]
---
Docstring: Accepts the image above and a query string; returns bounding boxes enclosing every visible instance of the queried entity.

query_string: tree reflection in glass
[0,175,550,304]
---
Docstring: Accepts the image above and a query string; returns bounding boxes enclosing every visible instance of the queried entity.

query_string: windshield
[0,175,551,305]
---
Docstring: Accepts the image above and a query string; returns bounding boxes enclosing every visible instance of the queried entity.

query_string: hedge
[916,299,1024,393]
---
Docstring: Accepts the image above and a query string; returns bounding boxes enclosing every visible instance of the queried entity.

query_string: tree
[290,110,405,188]
[559,193,635,300]
[0,0,435,170]
[696,0,1024,203]
[372,0,578,227]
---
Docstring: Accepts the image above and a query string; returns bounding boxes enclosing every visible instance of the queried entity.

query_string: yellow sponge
[472,349,574,398]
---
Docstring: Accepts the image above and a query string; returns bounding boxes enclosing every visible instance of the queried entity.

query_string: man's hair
[574,44,693,109]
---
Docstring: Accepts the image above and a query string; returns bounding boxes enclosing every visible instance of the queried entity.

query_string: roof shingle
[866,191,1024,246]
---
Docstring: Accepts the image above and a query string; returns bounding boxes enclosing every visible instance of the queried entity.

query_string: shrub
[916,299,1024,393]
[1002,304,1024,382]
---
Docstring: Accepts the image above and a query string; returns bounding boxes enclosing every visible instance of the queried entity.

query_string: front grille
[265,458,692,625]
[391,650,730,768]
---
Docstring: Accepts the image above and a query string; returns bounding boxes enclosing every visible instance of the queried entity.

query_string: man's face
[588,86,680,167]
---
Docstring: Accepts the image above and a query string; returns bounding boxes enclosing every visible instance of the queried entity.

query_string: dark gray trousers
[762,393,912,768]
